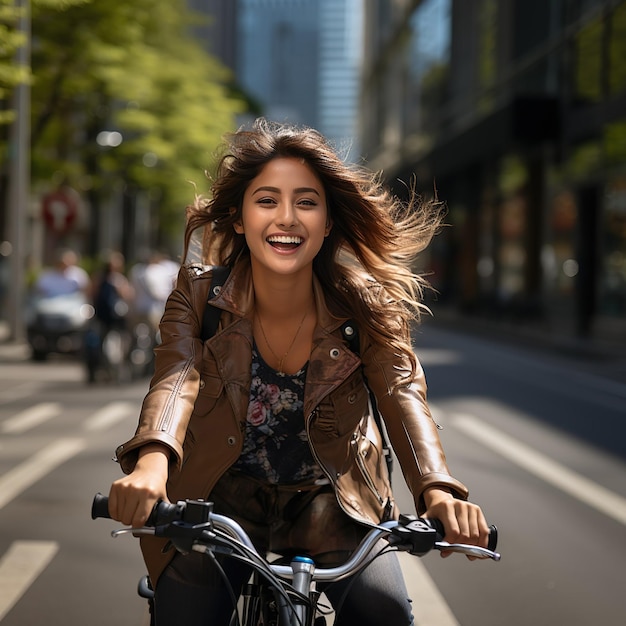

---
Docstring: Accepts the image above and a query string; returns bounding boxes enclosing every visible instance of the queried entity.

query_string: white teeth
[267,235,303,244]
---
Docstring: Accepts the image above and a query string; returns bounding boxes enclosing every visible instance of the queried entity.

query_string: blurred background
[1,0,625,353]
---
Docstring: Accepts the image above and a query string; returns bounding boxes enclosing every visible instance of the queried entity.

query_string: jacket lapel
[304,334,361,418]
[202,258,361,419]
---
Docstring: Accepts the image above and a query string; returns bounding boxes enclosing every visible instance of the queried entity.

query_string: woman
[108,119,490,625]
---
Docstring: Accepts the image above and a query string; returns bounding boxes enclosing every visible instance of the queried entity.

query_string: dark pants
[152,470,414,625]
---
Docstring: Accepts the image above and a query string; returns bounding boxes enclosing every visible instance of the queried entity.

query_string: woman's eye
[257,197,276,205]
[298,199,317,207]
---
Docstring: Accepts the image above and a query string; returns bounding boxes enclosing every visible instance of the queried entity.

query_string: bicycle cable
[203,529,312,625]
[205,549,242,626]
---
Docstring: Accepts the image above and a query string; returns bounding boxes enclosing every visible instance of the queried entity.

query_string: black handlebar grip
[487,525,498,552]
[91,493,111,519]
[423,517,445,537]
[146,500,182,526]
[423,517,498,551]
[91,492,185,526]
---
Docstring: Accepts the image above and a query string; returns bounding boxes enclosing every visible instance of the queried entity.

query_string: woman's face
[234,157,331,277]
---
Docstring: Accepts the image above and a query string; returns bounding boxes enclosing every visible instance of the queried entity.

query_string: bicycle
[92,494,500,625]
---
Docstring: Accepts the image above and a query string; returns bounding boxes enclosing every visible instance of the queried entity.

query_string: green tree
[3,0,246,253]
[0,0,27,128]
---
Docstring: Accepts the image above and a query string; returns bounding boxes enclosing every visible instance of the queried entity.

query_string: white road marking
[0,541,59,621]
[416,348,463,367]
[1,402,61,434]
[398,553,460,625]
[453,413,626,526]
[83,401,135,432]
[0,438,86,511]
[385,446,461,625]
[0,382,43,405]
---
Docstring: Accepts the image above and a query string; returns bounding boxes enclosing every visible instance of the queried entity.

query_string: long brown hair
[184,118,444,372]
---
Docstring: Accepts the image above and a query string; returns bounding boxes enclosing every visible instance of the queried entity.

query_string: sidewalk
[423,308,626,385]
[0,321,30,362]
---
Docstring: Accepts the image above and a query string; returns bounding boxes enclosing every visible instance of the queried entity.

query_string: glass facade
[237,0,363,161]
[406,0,452,137]
[361,0,626,341]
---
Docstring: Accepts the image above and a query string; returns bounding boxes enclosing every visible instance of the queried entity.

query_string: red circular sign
[42,190,78,233]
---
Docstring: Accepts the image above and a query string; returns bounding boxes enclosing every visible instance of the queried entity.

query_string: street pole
[6,0,31,342]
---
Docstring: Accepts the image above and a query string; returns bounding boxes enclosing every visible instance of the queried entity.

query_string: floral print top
[232,346,321,484]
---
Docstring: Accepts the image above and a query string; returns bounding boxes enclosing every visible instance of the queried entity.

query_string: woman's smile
[266,234,304,252]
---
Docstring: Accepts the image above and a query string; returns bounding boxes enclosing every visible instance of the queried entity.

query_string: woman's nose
[276,202,298,227]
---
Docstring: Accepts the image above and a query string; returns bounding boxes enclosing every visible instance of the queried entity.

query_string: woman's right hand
[108,443,170,528]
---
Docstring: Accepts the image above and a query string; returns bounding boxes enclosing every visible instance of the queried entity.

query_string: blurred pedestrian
[92,251,134,329]
[34,248,90,297]
[85,251,134,383]
[129,251,177,335]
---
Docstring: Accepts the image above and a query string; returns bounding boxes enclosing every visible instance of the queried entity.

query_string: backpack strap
[200,266,231,342]
[340,321,394,482]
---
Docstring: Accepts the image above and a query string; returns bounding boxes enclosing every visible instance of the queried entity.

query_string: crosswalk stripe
[0,438,86,511]
[453,413,626,526]
[83,401,135,432]
[1,402,62,434]
[0,541,59,621]
[0,382,44,405]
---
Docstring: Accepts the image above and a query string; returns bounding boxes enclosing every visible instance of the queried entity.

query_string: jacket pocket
[193,365,224,417]
[350,432,385,505]
[316,375,369,437]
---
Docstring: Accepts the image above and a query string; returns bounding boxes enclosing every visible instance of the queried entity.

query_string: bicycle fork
[240,581,262,624]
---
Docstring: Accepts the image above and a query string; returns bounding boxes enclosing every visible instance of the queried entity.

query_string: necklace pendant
[256,304,311,376]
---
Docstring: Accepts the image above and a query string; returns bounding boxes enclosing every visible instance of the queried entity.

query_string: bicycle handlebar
[92,493,500,565]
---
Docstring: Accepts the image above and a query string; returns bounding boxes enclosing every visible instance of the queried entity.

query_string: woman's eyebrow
[252,186,321,196]
[294,187,321,196]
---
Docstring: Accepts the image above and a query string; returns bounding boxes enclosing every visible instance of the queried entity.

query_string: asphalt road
[0,325,624,625]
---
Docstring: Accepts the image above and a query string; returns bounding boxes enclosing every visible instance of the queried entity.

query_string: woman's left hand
[422,487,490,559]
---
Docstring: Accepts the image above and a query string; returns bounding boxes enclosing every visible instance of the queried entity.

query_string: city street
[0,326,625,625]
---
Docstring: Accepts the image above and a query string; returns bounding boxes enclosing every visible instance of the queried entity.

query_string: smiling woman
[107,118,491,626]
[235,157,330,276]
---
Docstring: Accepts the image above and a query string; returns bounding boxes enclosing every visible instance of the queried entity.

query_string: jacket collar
[209,257,347,336]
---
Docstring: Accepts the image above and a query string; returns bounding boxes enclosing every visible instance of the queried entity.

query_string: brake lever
[435,541,501,561]
[110,527,155,538]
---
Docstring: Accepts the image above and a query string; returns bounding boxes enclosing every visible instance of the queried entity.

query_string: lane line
[0,541,59,621]
[385,446,460,625]
[83,401,136,432]
[1,403,61,435]
[453,413,626,526]
[0,382,44,406]
[0,438,86,511]
[398,553,460,626]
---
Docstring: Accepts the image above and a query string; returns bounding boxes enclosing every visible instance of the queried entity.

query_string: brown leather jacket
[115,258,469,584]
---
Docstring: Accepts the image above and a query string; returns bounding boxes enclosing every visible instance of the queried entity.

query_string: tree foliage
[0,0,33,142]
[2,0,246,247]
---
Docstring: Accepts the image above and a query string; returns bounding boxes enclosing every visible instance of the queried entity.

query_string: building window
[608,2,626,96]
[601,175,626,317]
[406,0,452,136]
[573,16,604,103]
